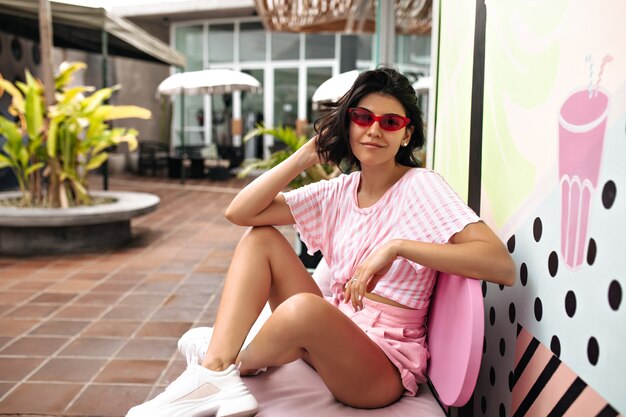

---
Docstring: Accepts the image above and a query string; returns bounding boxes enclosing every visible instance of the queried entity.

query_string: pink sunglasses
[348,107,411,131]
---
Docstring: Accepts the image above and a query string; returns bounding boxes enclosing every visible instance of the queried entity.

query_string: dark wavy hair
[314,67,425,170]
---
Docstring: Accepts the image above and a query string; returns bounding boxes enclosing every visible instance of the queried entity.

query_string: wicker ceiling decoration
[253,0,432,35]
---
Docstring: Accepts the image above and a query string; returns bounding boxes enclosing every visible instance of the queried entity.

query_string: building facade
[170,19,430,159]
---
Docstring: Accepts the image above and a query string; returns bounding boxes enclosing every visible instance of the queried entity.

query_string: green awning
[0,0,185,67]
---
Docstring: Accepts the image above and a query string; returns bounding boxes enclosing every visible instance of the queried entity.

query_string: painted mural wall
[434,0,625,416]
[432,0,476,201]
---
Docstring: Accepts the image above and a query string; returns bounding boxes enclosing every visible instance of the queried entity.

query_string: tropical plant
[239,125,338,189]
[0,62,151,207]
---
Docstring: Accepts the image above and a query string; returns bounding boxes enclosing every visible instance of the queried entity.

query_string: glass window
[357,34,373,61]
[175,25,203,71]
[307,67,333,125]
[271,33,300,60]
[209,24,234,63]
[212,94,233,146]
[240,22,266,61]
[273,69,298,133]
[241,69,265,159]
[305,34,335,59]
[396,34,431,66]
[173,95,204,148]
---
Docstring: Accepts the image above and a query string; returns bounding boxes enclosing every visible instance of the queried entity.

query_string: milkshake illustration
[558,88,609,268]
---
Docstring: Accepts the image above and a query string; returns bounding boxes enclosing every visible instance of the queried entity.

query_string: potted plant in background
[0,62,159,255]
[239,124,339,268]
[0,62,149,207]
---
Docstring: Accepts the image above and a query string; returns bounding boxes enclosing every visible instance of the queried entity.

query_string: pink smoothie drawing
[558,88,609,268]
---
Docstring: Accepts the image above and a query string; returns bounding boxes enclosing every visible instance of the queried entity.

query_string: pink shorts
[333,297,429,396]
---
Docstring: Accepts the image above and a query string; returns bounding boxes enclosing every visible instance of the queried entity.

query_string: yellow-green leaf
[84,153,109,171]
[243,127,262,142]
[113,133,138,152]
[94,105,152,121]
[56,86,94,107]
[55,62,87,90]
[18,147,29,167]
[47,117,60,157]
[69,178,89,203]
[24,79,43,139]
[0,115,22,145]
[25,162,45,176]
[81,87,117,114]
[0,153,13,168]
[0,78,25,114]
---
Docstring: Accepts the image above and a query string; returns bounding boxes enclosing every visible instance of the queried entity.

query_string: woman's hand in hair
[297,135,323,167]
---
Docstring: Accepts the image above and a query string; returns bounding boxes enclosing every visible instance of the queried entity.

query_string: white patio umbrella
[156,69,262,183]
[157,69,262,96]
[311,70,359,110]
[412,76,432,92]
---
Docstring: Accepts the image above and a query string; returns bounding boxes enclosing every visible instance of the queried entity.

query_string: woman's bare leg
[237,293,405,408]
[202,226,322,371]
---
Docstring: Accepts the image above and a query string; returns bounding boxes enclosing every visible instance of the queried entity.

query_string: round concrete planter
[0,191,159,256]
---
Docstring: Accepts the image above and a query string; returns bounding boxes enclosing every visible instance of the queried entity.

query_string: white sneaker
[126,364,259,417]
[178,327,214,367]
[178,327,267,375]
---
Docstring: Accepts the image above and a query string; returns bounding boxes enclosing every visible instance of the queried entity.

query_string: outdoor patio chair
[242,258,485,416]
[201,144,231,180]
[138,141,169,176]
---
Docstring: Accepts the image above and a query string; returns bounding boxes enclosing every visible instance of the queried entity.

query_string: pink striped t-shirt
[283,168,480,310]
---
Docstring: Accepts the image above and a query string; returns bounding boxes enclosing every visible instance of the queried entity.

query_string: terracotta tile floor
[0,173,293,416]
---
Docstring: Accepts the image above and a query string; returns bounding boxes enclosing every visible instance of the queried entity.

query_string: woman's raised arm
[225,137,320,227]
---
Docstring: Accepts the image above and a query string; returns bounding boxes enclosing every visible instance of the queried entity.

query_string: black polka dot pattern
[507,235,516,253]
[533,217,543,242]
[602,180,616,209]
[548,251,559,277]
[520,263,528,286]
[551,335,561,358]
[608,280,622,311]
[475,176,623,415]
[587,337,599,365]
[482,281,487,298]
[534,297,543,321]
[587,238,597,265]
[565,291,576,317]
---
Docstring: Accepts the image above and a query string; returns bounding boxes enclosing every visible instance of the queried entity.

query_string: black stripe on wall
[546,378,586,417]
[513,356,560,417]
[514,338,539,385]
[468,0,487,214]
[596,404,619,417]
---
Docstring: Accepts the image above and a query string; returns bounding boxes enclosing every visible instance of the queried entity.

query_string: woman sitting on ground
[126,67,516,417]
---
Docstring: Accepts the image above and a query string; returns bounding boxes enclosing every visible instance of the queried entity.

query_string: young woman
[127,67,516,417]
